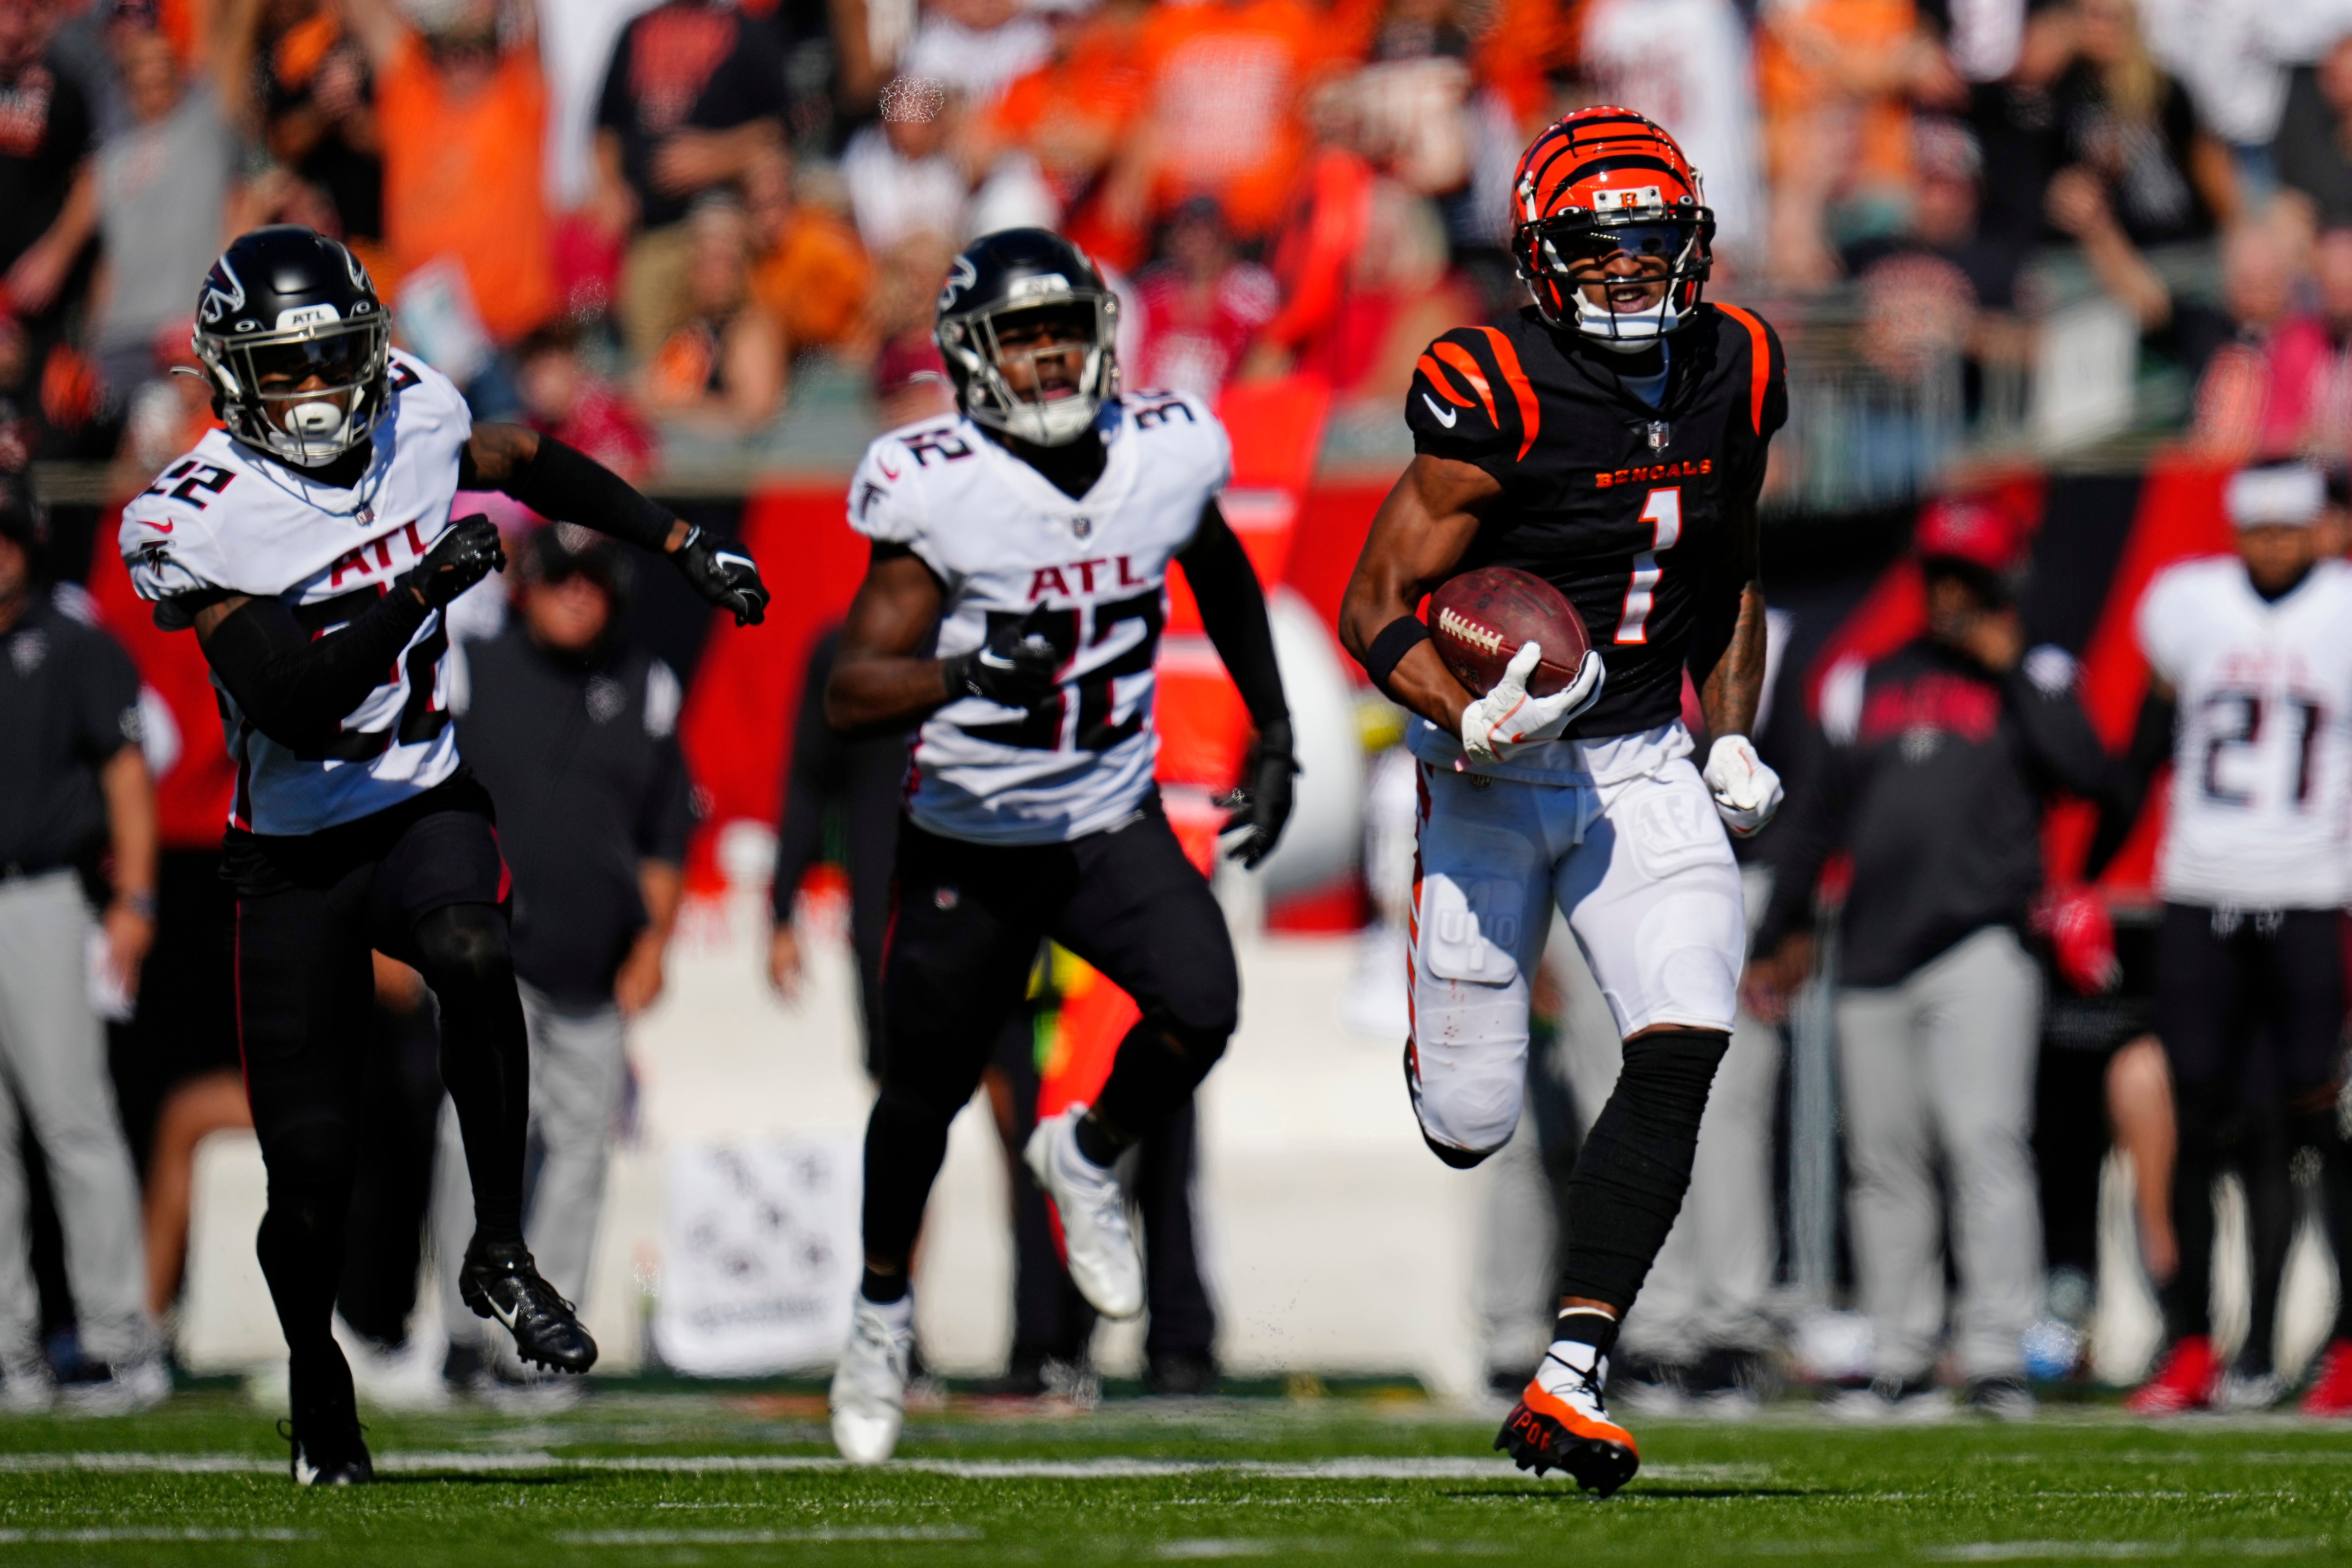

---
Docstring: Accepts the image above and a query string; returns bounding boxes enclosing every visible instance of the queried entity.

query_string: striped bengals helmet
[1512,107,1715,344]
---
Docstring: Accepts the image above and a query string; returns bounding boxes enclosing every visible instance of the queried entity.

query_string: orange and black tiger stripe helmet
[1511,107,1715,342]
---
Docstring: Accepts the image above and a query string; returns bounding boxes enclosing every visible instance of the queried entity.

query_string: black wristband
[505,435,675,552]
[1363,614,1432,698]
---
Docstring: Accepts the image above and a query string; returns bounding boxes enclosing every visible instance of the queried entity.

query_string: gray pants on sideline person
[0,872,153,1362]
[435,980,626,1357]
[1836,923,2043,1383]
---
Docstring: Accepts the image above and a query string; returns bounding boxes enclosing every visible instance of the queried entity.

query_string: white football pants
[1407,755,1747,1161]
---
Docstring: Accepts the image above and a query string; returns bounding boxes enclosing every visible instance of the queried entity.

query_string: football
[1427,566,1591,698]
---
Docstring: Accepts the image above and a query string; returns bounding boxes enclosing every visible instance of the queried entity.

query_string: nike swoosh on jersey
[1420,393,1459,428]
[144,519,175,533]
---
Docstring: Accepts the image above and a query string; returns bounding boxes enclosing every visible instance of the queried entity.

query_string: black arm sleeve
[201,590,431,747]
[1176,502,1288,733]
[2083,686,2175,883]
[773,630,848,923]
[488,435,676,552]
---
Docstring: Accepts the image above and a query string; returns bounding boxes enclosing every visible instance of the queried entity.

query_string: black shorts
[880,795,1238,1100]
[222,770,508,913]
[2155,902,2347,1099]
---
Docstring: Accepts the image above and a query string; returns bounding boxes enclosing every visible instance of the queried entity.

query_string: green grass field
[4,1385,2351,1564]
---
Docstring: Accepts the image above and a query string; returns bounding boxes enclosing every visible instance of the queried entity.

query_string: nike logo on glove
[1421,393,1458,428]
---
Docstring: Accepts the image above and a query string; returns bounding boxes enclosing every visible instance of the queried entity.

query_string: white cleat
[830,1294,913,1465]
[1023,1104,1144,1320]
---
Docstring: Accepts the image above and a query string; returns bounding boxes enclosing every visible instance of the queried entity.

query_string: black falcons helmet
[934,228,1118,447]
[193,226,390,467]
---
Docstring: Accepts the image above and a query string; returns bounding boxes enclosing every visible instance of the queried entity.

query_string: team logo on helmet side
[937,255,979,315]
[199,256,246,328]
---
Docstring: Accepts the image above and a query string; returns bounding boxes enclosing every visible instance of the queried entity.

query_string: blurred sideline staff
[1749,496,2118,1418]
[433,525,693,1393]
[0,473,165,1412]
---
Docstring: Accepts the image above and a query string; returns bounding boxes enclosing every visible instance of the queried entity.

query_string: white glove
[1703,733,1782,837]
[1460,642,1605,767]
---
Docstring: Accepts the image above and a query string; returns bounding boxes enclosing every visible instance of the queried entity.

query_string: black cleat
[280,1411,373,1486]
[458,1237,598,1373]
[1493,1362,1641,1497]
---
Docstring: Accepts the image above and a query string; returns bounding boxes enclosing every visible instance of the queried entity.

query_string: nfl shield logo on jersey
[1072,516,1092,539]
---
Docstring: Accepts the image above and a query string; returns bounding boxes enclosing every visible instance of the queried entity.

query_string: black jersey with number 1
[1406,302,1787,742]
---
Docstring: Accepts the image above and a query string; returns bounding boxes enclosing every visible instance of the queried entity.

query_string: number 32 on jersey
[1616,488,1680,645]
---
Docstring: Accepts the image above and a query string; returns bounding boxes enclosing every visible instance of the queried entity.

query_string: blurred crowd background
[17,0,2352,489]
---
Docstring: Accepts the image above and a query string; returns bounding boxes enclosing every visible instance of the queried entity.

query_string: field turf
[3,1386,2351,1564]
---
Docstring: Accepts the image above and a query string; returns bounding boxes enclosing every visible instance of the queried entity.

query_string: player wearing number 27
[1339,107,1785,1494]
[114,228,770,1484]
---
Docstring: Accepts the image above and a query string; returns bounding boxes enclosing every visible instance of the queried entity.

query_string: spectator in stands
[2049,0,2235,249]
[88,10,244,405]
[1841,117,2031,405]
[1756,0,1964,285]
[900,0,1049,109]
[435,526,691,1398]
[1580,0,1765,263]
[966,0,1146,264]
[1747,499,2116,1419]
[0,0,99,331]
[1107,0,1341,244]
[514,323,656,482]
[744,145,873,360]
[2273,35,2352,230]
[1129,198,1277,400]
[641,195,786,435]
[842,74,969,255]
[345,0,552,407]
[0,476,165,1413]
[255,0,382,255]
[593,0,785,364]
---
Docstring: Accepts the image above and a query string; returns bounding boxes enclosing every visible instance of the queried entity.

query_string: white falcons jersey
[2137,555,2352,908]
[118,350,472,835]
[847,392,1230,845]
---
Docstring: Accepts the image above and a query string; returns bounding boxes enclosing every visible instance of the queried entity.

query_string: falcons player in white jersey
[821,229,1293,1463]
[2122,461,2352,1417]
[116,227,768,1483]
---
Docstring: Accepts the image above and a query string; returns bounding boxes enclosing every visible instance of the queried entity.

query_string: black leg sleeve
[862,822,1043,1274]
[410,904,530,1245]
[1555,1027,1729,1314]
[1053,804,1239,1150]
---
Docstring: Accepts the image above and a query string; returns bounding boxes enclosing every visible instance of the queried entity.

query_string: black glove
[674,525,770,626]
[402,514,505,608]
[1219,716,1297,869]
[943,604,1063,709]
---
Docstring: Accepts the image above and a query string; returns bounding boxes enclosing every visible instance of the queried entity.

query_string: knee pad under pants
[1405,759,1744,1164]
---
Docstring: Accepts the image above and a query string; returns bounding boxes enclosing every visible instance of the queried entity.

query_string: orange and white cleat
[2126,1335,2219,1417]
[1494,1346,1640,1497]
[2301,1340,2352,1418]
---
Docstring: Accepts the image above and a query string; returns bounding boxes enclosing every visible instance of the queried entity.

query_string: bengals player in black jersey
[1339,108,1786,1495]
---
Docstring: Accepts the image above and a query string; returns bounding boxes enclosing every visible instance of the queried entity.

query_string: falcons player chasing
[1338,109,1784,1494]
[821,229,1292,1463]
[117,228,769,1483]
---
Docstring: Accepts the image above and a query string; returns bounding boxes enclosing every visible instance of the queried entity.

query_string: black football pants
[231,789,529,1412]
[861,798,1239,1275]
[2154,903,2352,1353]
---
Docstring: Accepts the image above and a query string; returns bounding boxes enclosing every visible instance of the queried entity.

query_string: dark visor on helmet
[1544,220,1691,269]
[245,325,375,393]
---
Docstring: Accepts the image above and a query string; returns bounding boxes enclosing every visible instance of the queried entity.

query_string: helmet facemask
[1517,203,1715,347]
[937,290,1119,447]
[200,315,389,468]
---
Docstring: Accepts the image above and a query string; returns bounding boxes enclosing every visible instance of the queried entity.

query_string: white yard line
[0,1451,1761,1483]
[555,1528,983,1544]
[0,1528,315,1543]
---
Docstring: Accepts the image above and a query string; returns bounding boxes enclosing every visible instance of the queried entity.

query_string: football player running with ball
[118,228,769,1483]
[1338,109,1785,1494]
[823,229,1293,1464]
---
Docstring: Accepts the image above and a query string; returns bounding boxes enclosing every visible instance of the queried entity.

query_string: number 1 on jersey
[1616,487,1681,645]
